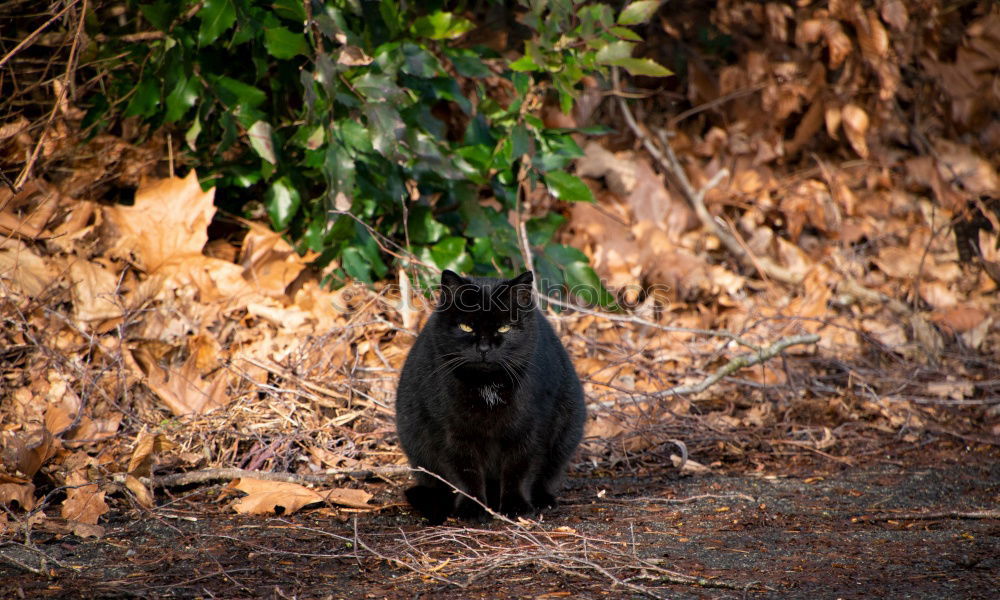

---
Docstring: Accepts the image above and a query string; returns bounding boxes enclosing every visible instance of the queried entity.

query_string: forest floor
[2,438,997,600]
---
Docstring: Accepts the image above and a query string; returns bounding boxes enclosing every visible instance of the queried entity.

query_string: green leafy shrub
[86,0,669,305]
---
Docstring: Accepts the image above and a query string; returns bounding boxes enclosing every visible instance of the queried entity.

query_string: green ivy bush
[86,0,669,304]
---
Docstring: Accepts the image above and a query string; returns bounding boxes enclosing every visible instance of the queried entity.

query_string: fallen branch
[653,333,820,399]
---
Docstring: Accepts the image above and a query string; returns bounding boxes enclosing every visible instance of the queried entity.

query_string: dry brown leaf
[880,0,908,31]
[0,482,36,511]
[841,104,870,159]
[926,380,974,401]
[68,521,106,538]
[124,474,155,508]
[930,305,990,334]
[0,238,58,297]
[64,413,122,447]
[61,473,109,526]
[68,259,123,323]
[1,427,57,478]
[239,222,307,297]
[127,430,174,477]
[231,478,372,514]
[105,171,216,273]
[822,20,852,69]
[139,350,231,416]
[873,246,921,280]
[933,139,999,196]
[918,280,959,310]
[575,142,696,236]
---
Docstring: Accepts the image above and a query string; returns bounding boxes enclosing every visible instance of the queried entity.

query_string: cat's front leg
[500,461,535,517]
[452,461,488,520]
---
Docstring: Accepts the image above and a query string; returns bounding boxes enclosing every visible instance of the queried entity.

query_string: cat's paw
[404,485,452,525]
[530,490,557,510]
[454,497,489,521]
[500,495,534,517]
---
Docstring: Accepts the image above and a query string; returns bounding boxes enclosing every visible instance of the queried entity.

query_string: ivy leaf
[341,246,373,283]
[595,41,635,64]
[610,26,643,41]
[407,206,448,245]
[400,43,442,78]
[618,1,661,26]
[247,121,276,164]
[527,213,566,247]
[429,236,473,272]
[612,57,672,77]
[164,75,199,123]
[543,244,617,309]
[543,171,594,203]
[184,118,201,151]
[139,1,178,31]
[447,49,491,78]
[272,0,307,23]
[265,177,301,230]
[213,76,267,109]
[124,76,160,118]
[508,55,539,72]
[411,11,474,40]
[197,0,236,46]
[264,26,309,59]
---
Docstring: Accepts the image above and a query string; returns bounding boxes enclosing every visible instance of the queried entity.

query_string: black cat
[395,270,586,524]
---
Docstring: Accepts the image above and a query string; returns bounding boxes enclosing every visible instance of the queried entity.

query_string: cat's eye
[497,324,511,333]
[459,323,473,332]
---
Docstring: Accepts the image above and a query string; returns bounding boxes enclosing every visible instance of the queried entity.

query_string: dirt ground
[2,439,997,600]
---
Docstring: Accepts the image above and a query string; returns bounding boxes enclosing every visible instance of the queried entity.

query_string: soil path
[2,444,997,599]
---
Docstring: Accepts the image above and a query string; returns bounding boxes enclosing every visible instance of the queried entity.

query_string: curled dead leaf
[841,104,870,159]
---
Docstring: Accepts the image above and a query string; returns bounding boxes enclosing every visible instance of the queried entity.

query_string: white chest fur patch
[479,383,503,406]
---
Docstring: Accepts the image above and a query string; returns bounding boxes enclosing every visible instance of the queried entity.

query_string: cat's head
[431,270,536,371]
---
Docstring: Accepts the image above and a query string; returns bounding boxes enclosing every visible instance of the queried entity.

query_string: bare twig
[652,333,820,399]
[0,0,81,70]
[13,0,88,190]
[589,333,820,408]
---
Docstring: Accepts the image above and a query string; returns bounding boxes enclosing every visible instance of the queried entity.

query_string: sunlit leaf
[197,0,236,46]
[247,120,276,164]
[618,1,661,26]
[543,171,595,203]
[612,57,672,77]
[411,11,474,40]
[266,177,301,230]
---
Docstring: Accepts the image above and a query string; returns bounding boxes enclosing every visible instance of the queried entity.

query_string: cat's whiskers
[430,354,467,379]
[498,356,525,389]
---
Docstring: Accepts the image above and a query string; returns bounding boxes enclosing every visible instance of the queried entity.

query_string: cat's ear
[441,269,466,290]
[439,270,469,310]
[509,271,534,310]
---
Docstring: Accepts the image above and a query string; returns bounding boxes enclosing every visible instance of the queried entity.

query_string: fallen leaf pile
[2,1,999,537]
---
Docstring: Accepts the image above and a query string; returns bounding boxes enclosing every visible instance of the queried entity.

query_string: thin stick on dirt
[612,68,802,286]
[120,466,411,489]
[861,510,1000,521]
